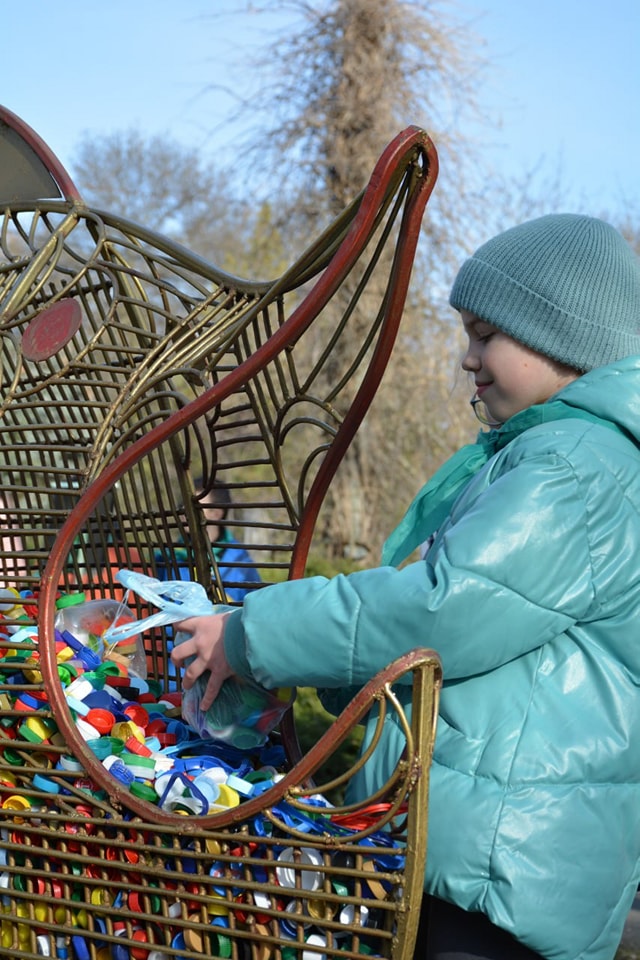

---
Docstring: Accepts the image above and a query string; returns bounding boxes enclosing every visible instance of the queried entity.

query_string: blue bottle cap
[103,757,135,785]
[56,628,84,652]
[70,935,90,960]
[32,773,61,794]
[82,690,114,710]
[77,647,101,670]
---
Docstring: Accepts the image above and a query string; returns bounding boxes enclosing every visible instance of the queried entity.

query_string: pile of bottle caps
[0,592,406,959]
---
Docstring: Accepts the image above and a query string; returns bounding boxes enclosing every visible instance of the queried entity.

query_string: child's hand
[170,612,234,711]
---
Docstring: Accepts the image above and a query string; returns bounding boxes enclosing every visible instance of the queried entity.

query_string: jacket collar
[381,399,625,567]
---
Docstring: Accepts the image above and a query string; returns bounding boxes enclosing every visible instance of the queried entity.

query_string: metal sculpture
[0,105,441,960]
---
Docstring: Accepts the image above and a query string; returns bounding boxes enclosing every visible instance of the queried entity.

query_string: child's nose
[461,345,480,372]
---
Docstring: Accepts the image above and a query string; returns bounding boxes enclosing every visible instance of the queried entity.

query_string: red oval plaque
[21,298,82,362]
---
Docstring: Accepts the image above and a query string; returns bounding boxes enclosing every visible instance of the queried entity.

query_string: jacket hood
[555,355,640,444]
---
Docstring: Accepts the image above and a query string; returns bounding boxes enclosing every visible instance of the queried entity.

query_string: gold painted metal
[0,108,442,959]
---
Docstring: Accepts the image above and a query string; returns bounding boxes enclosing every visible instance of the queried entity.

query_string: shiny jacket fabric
[224,357,640,960]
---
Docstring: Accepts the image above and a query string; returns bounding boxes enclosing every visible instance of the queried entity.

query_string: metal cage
[0,106,442,960]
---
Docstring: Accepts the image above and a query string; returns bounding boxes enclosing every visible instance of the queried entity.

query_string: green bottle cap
[55,592,87,610]
[129,781,159,804]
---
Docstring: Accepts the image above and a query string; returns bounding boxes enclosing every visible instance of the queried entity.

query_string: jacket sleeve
[225,447,596,690]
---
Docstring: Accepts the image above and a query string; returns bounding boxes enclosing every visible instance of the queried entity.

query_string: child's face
[197,492,225,541]
[460,310,580,425]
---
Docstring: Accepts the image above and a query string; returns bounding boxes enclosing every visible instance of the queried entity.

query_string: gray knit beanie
[449,214,640,372]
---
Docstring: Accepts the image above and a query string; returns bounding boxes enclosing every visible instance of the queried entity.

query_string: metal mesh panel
[0,116,441,960]
[0,650,441,960]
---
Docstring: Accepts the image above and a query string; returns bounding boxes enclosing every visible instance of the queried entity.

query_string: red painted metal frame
[37,126,439,821]
[0,104,83,202]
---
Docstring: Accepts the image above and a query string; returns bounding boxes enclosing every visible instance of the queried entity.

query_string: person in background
[157,481,261,603]
[170,214,640,960]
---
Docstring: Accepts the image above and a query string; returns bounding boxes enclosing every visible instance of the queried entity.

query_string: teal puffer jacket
[224,357,640,960]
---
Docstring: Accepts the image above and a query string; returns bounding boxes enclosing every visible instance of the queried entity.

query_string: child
[156,481,261,602]
[172,214,640,960]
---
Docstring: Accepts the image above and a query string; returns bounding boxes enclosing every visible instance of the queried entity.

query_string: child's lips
[475,382,491,396]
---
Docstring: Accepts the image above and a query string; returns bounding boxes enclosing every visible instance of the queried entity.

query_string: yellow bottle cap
[212,784,240,810]
[111,721,143,743]
[1,795,31,822]
[206,896,230,917]
[205,837,222,856]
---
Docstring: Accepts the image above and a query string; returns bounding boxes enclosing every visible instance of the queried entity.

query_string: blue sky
[3,0,638,220]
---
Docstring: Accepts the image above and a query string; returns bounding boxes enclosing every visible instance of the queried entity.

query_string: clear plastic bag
[55,593,142,674]
[104,571,294,747]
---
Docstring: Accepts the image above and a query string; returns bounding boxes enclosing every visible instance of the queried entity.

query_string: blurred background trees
[71,0,631,570]
[69,0,637,784]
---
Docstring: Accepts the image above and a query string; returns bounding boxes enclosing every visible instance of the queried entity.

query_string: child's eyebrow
[464,316,494,335]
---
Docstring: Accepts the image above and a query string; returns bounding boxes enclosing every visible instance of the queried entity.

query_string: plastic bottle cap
[210,783,240,810]
[211,931,232,958]
[339,903,370,926]
[111,721,142,742]
[121,751,155,769]
[21,716,56,743]
[206,894,230,917]
[10,626,38,643]
[57,665,74,685]
[279,899,312,938]
[124,735,153,756]
[0,588,22,613]
[57,755,84,772]
[75,717,101,741]
[103,754,123,772]
[85,709,115,735]
[225,774,254,797]
[361,858,388,900]
[123,704,149,728]
[152,757,174,778]
[275,848,324,891]
[65,696,91,717]
[77,738,103,762]
[56,629,84,653]
[55,593,87,609]
[302,933,327,960]
[78,647,101,669]
[33,773,61,795]
[14,693,40,711]
[191,776,220,808]
[1,795,32,821]
[65,677,94,701]
[129,782,158,804]
[253,889,275,919]
[103,758,135,785]
[128,676,150,695]
[194,765,229,785]
[182,919,204,953]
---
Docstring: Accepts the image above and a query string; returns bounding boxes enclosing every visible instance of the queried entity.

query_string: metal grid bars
[0,111,441,960]
[1,126,438,610]
[0,649,442,960]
